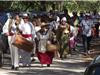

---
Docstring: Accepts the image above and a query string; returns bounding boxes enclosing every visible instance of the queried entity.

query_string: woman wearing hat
[36,22,54,67]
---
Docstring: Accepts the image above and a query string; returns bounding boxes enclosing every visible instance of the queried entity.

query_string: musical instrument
[12,34,34,52]
[46,43,58,52]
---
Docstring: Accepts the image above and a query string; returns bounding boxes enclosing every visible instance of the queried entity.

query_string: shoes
[11,65,14,70]
[23,64,31,67]
[11,65,19,70]
[31,58,36,63]
[47,64,50,67]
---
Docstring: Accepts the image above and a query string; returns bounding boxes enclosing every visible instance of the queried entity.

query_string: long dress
[36,30,54,64]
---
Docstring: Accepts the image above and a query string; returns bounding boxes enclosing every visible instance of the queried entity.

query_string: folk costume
[56,17,69,59]
[18,13,36,66]
[36,24,54,67]
[2,15,23,70]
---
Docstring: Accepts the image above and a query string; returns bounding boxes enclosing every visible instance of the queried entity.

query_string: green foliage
[63,1,100,12]
[0,1,100,12]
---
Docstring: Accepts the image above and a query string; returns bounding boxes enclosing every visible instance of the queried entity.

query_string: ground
[0,37,100,75]
[0,54,93,75]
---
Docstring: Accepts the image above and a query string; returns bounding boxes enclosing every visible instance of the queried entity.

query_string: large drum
[12,34,34,52]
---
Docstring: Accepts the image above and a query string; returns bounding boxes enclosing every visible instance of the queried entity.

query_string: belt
[22,34,32,38]
[8,32,14,36]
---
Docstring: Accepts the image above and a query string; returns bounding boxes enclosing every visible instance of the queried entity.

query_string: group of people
[1,9,100,70]
[59,9,100,56]
[2,12,56,70]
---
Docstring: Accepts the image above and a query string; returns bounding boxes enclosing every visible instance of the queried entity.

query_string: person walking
[36,22,54,67]
[18,13,36,66]
[2,14,23,70]
[80,13,94,53]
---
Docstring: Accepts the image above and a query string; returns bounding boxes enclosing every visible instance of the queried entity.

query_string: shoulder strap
[8,19,13,32]
[28,22,36,41]
[29,22,35,34]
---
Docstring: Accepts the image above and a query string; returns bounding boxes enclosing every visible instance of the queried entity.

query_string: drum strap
[28,22,36,41]
[8,19,13,32]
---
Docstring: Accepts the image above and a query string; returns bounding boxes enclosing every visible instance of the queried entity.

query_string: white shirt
[2,18,24,34]
[70,25,77,37]
[2,18,23,44]
[19,22,32,34]
[3,19,13,34]
[19,22,36,40]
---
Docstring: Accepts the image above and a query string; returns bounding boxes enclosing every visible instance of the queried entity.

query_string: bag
[12,34,34,52]
[46,43,58,52]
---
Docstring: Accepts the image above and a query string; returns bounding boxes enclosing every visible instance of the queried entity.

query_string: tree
[0,1,100,13]
[63,1,100,12]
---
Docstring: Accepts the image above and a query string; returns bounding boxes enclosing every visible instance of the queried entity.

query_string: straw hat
[41,22,48,28]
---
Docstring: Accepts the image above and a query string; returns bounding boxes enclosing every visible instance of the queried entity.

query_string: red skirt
[37,51,54,64]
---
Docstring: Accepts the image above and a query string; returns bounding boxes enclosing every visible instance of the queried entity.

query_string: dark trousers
[95,23,99,37]
[82,35,92,52]
[59,43,68,58]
